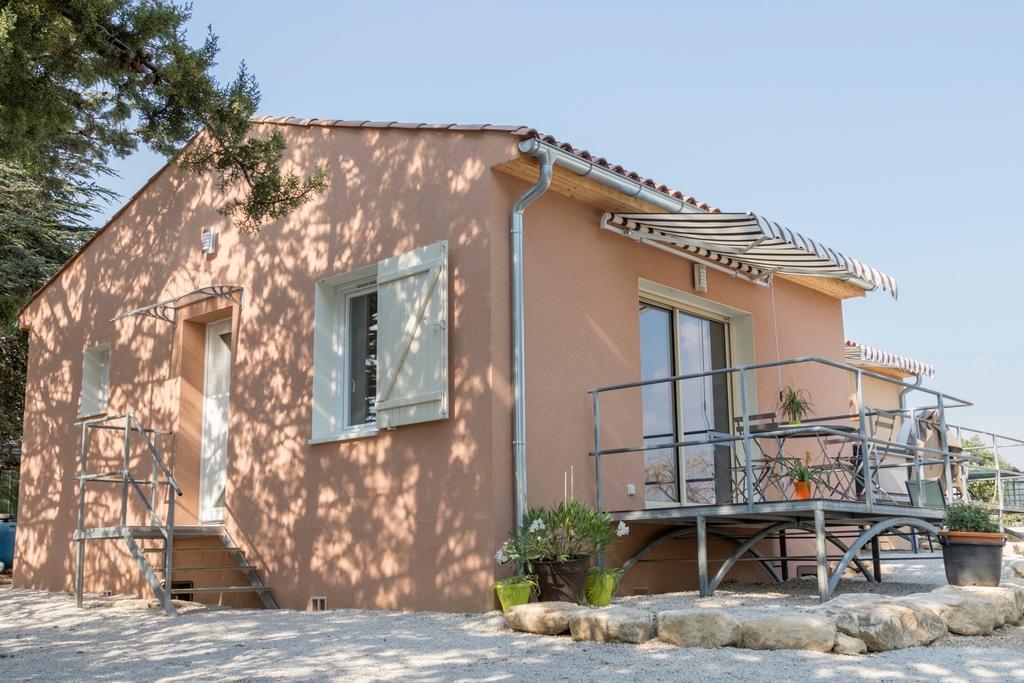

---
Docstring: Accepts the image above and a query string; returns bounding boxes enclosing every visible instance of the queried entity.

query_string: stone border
[506,581,1024,655]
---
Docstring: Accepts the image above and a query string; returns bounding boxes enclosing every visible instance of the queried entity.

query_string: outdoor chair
[905,477,946,551]
[731,413,793,502]
[905,477,946,509]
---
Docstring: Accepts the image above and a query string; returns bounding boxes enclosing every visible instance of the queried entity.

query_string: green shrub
[944,502,999,533]
[494,500,630,572]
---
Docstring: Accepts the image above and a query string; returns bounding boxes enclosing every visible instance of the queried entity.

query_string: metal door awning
[111,285,243,324]
[601,212,898,298]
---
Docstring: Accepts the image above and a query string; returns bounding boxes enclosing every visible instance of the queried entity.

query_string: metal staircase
[73,414,276,615]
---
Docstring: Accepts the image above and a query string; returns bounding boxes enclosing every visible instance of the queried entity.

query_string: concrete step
[170,585,272,595]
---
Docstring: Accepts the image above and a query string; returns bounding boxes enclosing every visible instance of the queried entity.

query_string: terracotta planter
[793,480,812,500]
[938,531,1006,587]
[534,557,590,603]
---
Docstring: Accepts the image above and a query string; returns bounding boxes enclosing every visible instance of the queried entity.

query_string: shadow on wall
[17,123,517,611]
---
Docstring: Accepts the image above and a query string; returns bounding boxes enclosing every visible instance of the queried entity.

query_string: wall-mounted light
[694,263,708,293]
[201,227,218,254]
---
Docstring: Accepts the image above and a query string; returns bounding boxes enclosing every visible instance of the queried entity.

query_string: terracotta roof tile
[252,116,721,212]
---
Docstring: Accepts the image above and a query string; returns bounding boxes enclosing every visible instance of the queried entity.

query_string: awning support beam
[111,285,244,325]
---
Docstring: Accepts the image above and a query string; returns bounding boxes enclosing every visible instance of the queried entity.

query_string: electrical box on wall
[201,226,218,254]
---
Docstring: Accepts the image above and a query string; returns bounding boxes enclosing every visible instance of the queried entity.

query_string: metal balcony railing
[587,356,1020,520]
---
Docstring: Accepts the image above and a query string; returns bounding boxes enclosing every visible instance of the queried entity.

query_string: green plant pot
[585,573,617,607]
[495,582,532,613]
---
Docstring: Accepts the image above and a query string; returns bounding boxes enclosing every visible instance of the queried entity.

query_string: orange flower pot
[793,480,812,500]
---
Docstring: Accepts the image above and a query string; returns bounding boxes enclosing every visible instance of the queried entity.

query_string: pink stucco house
[15,116,986,614]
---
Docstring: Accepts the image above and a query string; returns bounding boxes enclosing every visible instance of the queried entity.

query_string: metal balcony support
[814,507,829,602]
[696,516,710,597]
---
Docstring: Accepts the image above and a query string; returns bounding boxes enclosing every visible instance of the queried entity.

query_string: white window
[311,242,448,442]
[79,344,111,417]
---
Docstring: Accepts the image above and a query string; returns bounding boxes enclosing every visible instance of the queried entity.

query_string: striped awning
[601,212,898,298]
[844,340,935,378]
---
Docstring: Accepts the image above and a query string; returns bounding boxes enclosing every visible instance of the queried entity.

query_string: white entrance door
[199,318,232,523]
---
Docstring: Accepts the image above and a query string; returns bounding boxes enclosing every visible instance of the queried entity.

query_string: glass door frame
[640,294,733,508]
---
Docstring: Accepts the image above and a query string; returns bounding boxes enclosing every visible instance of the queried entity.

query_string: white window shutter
[375,241,448,428]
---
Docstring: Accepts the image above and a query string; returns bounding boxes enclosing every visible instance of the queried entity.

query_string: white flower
[494,542,510,564]
[616,521,630,537]
[528,518,546,533]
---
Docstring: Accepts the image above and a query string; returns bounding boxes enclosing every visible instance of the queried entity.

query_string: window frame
[79,343,111,419]
[637,278,757,507]
[310,264,379,444]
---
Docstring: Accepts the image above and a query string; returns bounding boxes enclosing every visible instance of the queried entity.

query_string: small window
[80,344,111,417]
[344,287,378,428]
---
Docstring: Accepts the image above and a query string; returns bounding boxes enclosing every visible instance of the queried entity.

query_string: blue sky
[99,2,1023,446]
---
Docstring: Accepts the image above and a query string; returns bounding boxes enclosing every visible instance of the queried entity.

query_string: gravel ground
[1,554,1023,682]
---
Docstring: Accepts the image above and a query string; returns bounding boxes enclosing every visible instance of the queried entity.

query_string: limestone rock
[657,609,742,648]
[569,607,654,644]
[1007,559,1024,578]
[506,601,586,635]
[833,633,867,656]
[739,615,835,652]
[899,592,999,636]
[934,584,1024,625]
[809,593,947,651]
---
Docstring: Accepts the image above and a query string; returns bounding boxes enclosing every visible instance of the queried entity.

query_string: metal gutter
[517,138,706,215]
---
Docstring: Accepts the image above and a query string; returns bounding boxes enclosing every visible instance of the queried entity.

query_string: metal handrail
[588,356,984,515]
[73,413,178,610]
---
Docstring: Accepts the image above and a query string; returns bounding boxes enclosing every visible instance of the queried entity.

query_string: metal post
[814,506,830,603]
[164,472,175,604]
[120,418,131,528]
[911,407,924,505]
[739,369,755,511]
[994,434,1005,530]
[870,533,882,582]
[697,516,710,597]
[74,422,89,608]
[937,396,954,504]
[593,391,602,515]
[150,431,160,514]
[778,529,789,581]
[855,370,873,511]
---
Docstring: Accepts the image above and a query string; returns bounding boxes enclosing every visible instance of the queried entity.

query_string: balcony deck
[588,356,1024,602]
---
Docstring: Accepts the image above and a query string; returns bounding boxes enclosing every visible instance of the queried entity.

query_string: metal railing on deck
[589,356,983,516]
[73,413,180,606]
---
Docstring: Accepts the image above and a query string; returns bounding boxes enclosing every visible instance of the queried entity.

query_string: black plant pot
[534,557,590,603]
[939,531,1006,587]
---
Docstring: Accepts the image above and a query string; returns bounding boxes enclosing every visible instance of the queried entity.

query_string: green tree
[964,436,1014,503]
[0,0,327,443]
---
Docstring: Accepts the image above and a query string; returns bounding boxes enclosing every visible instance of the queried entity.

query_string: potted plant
[492,574,536,613]
[779,386,813,425]
[792,463,813,500]
[939,502,1006,587]
[495,500,630,603]
[584,566,623,607]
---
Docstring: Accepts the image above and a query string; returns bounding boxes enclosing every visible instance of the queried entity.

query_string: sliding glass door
[639,302,731,506]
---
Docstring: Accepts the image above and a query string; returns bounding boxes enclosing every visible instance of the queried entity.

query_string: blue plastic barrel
[0,521,15,570]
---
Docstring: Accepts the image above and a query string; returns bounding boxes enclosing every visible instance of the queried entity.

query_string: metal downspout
[511,147,554,530]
